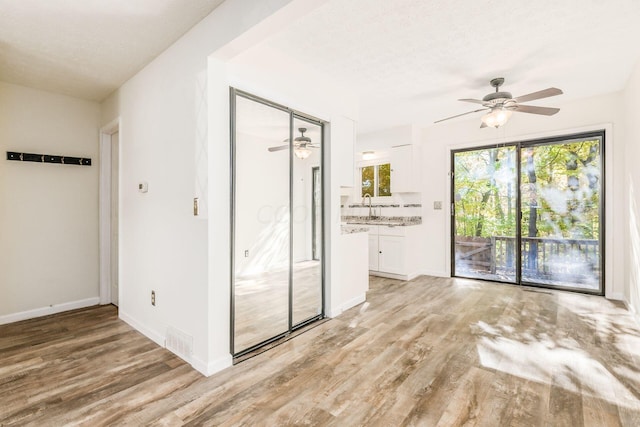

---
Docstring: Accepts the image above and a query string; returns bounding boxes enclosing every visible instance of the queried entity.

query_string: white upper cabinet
[391,144,422,193]
[332,116,356,188]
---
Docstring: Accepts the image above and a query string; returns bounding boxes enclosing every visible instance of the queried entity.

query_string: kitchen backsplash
[341,192,422,218]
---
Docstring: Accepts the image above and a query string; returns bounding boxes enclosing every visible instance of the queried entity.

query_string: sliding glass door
[520,136,603,291]
[231,89,325,358]
[452,131,604,294]
[452,146,518,283]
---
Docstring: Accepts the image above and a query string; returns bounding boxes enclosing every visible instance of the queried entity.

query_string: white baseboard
[341,294,366,313]
[119,310,165,347]
[327,293,367,318]
[190,356,209,376]
[370,271,409,280]
[369,271,428,281]
[201,354,233,377]
[118,311,233,378]
[0,297,100,325]
[421,270,449,278]
[327,307,343,318]
[615,296,640,329]
[607,292,626,302]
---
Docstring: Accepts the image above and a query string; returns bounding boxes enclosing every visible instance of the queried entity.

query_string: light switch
[138,182,148,193]
[434,201,443,210]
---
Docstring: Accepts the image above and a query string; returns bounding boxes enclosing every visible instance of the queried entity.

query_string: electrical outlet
[244,250,249,257]
[151,290,156,306]
[434,201,443,210]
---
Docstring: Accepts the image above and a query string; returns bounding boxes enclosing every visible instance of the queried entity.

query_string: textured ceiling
[4,0,640,128]
[0,0,225,101]
[268,0,640,132]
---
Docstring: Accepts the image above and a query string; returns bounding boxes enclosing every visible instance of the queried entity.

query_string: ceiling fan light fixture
[482,108,512,128]
[294,146,312,159]
[436,78,562,128]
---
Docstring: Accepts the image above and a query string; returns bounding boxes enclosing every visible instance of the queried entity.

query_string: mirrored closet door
[231,89,324,358]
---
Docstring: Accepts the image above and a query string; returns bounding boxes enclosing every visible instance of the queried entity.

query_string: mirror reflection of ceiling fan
[435,78,563,128]
[268,127,320,159]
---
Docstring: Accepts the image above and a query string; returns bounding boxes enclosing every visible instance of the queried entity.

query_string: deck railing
[455,236,600,280]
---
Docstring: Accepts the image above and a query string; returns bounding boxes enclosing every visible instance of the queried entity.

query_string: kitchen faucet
[363,193,372,219]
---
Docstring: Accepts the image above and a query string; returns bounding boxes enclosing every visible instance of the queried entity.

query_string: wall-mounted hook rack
[6,151,92,166]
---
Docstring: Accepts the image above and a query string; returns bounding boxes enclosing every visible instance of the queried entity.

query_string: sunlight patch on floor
[476,331,640,409]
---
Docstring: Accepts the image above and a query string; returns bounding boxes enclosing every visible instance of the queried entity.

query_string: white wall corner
[194,70,209,220]
[327,307,343,318]
[340,294,366,313]
[614,295,640,329]
[0,297,100,326]
[607,292,626,302]
[189,354,232,377]
[206,57,232,367]
[202,354,234,377]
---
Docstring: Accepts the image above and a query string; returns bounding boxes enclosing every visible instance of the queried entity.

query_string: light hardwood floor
[1,276,640,426]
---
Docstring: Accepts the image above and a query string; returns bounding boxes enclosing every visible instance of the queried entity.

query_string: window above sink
[361,163,392,198]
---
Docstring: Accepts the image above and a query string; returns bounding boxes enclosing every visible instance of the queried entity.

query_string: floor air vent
[165,327,193,360]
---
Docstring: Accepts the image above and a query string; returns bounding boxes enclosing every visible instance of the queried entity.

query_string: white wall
[99,0,307,374]
[420,92,625,299]
[622,59,640,315]
[99,0,337,375]
[0,81,100,323]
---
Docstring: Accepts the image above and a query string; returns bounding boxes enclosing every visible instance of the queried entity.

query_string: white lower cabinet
[378,235,405,274]
[368,225,420,280]
[368,234,379,271]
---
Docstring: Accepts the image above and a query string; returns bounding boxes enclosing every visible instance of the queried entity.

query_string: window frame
[360,161,392,198]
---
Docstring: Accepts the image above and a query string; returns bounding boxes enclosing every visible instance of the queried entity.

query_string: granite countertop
[340,225,370,235]
[342,216,422,226]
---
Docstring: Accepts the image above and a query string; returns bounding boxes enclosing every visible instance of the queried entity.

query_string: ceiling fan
[268,127,320,159]
[435,78,563,128]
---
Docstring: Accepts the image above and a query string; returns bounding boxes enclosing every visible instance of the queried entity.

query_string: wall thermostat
[138,182,148,193]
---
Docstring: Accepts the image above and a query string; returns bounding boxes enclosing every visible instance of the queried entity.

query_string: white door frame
[99,118,120,305]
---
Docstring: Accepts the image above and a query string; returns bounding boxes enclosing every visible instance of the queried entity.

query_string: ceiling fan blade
[268,144,288,152]
[458,98,485,105]
[514,87,563,103]
[512,104,560,116]
[434,108,488,124]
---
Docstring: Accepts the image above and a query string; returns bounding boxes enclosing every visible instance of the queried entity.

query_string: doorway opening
[99,119,120,306]
[230,89,325,359]
[451,130,604,295]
